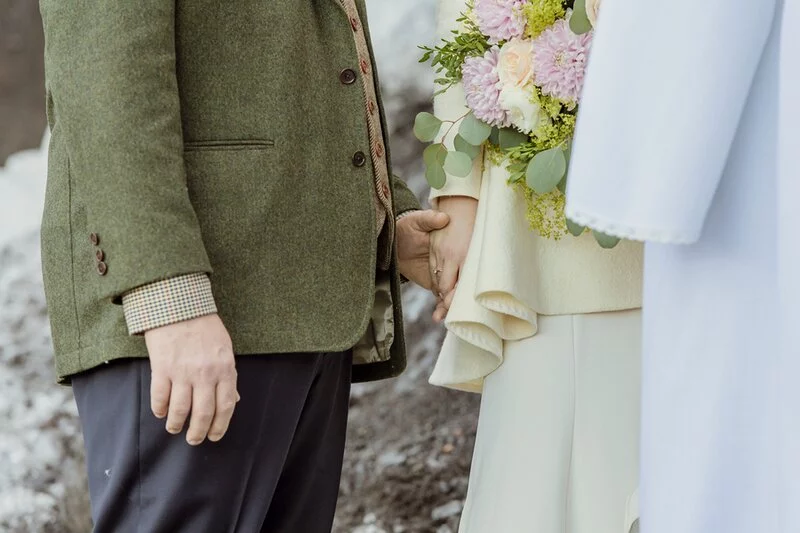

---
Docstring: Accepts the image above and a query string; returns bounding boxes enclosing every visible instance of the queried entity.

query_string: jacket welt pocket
[183,139,275,152]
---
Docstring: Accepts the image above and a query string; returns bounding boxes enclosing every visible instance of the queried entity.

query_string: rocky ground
[0,1,482,531]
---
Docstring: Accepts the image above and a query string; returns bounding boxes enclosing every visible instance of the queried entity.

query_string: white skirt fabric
[458,310,642,533]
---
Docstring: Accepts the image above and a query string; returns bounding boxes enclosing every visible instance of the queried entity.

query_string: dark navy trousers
[72,352,353,533]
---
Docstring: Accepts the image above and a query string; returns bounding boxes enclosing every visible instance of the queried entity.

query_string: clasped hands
[397,198,477,322]
[426,196,477,323]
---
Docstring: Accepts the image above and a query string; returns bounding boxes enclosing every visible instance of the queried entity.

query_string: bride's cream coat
[428,1,643,392]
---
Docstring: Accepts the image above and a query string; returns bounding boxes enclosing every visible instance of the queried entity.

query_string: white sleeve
[566,0,778,244]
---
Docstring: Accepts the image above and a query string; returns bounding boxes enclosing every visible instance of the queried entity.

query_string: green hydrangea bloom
[519,185,568,239]
[522,0,566,39]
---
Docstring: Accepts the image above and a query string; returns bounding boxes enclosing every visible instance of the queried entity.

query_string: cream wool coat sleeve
[429,0,483,205]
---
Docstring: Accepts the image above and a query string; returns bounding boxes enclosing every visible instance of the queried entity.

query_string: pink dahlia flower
[531,16,593,103]
[462,47,511,128]
[474,0,527,44]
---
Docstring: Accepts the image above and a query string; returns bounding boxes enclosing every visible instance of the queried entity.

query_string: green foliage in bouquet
[415,0,620,248]
[419,2,489,94]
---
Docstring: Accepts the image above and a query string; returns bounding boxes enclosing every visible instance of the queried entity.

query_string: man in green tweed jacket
[39,0,446,531]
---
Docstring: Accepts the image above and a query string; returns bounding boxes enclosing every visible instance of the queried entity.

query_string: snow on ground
[0,135,90,533]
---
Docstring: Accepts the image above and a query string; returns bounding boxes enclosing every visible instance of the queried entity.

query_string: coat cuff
[121,273,218,335]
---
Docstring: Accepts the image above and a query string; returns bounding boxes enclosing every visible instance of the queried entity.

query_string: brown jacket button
[375,143,384,158]
[350,16,359,32]
[381,181,390,197]
[339,69,357,85]
[96,261,108,276]
[89,233,100,246]
[359,58,370,75]
[352,151,367,167]
[368,101,376,115]
[95,249,105,261]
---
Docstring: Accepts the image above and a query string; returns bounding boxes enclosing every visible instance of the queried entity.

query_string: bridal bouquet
[415,0,619,248]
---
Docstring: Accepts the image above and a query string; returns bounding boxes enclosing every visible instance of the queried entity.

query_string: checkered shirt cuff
[121,273,218,335]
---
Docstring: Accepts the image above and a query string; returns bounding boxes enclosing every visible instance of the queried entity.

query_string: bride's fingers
[443,285,457,310]
[437,262,459,298]
[429,252,441,296]
[433,302,448,323]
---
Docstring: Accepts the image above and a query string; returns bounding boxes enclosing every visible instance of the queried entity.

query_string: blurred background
[0,1,480,532]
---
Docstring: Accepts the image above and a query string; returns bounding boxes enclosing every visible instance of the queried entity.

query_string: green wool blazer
[39,0,420,383]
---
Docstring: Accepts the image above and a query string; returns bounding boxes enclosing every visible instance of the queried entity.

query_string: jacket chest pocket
[183,139,275,152]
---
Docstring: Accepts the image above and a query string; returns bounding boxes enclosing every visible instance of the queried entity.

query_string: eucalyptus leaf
[593,230,621,249]
[423,143,448,167]
[498,127,529,150]
[566,218,585,237]
[569,0,593,35]
[425,162,447,190]
[557,174,568,194]
[454,134,481,160]
[444,151,474,178]
[459,113,493,145]
[414,112,443,142]
[488,127,501,145]
[526,147,567,194]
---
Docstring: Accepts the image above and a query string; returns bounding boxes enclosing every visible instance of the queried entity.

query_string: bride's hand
[429,196,478,323]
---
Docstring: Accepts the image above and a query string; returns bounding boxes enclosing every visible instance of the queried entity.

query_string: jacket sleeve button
[95,249,105,261]
[339,69,357,85]
[89,233,100,246]
[96,261,108,276]
[352,151,367,167]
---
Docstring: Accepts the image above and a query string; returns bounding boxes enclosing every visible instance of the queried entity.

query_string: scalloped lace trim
[565,207,699,246]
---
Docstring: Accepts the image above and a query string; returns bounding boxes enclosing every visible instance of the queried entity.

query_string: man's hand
[430,196,478,322]
[145,314,239,446]
[396,210,450,290]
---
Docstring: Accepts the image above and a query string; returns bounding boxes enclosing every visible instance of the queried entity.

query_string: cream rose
[497,38,535,89]
[585,0,601,27]
[498,85,547,134]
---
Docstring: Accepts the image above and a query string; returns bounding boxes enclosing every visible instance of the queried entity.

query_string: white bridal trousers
[458,310,641,533]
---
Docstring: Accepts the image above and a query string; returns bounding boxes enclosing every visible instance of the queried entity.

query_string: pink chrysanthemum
[474,0,527,44]
[462,47,511,128]
[531,17,593,103]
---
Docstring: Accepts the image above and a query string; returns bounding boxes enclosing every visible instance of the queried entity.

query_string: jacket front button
[381,181,390,197]
[89,233,100,246]
[375,142,384,158]
[352,151,367,167]
[96,261,108,276]
[350,16,360,32]
[367,100,376,115]
[95,249,105,261]
[359,58,370,75]
[339,69,357,85]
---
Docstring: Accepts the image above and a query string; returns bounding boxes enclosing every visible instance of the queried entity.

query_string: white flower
[585,0,601,27]
[497,38,535,89]
[498,84,547,134]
